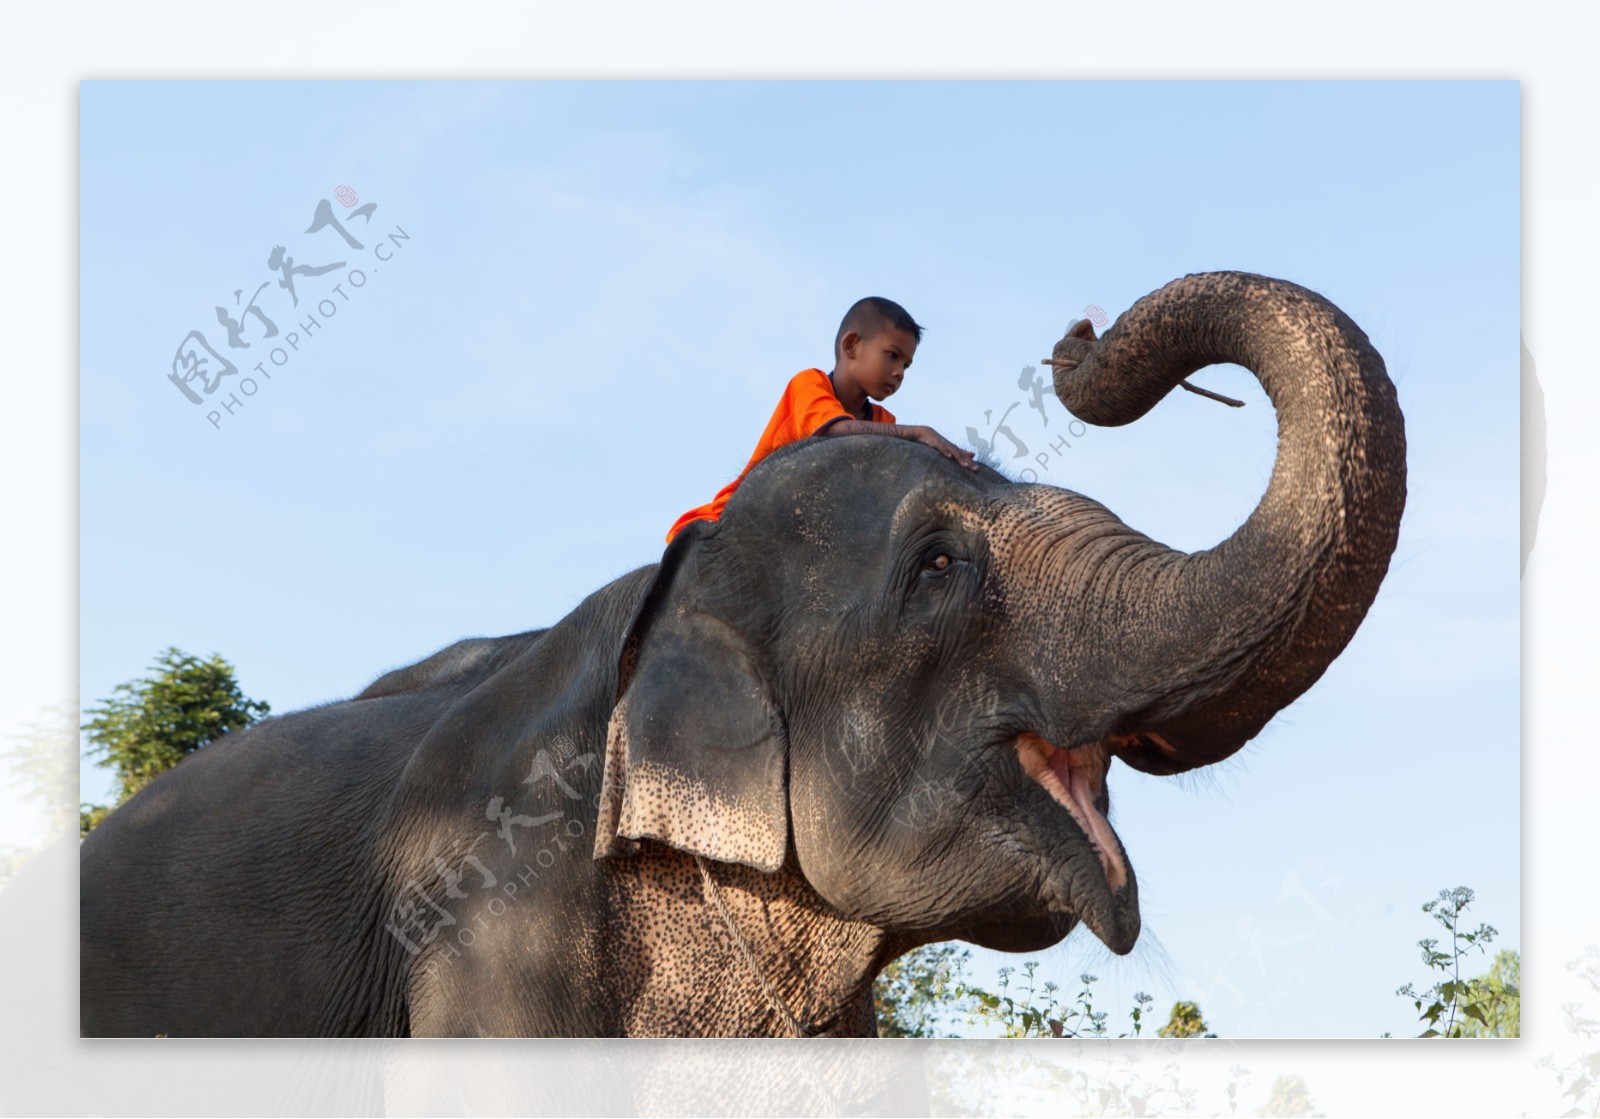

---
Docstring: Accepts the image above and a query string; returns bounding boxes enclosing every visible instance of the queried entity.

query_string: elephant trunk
[1046,271,1407,775]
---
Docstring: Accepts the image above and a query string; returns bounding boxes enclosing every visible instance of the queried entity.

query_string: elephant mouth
[1014,733,1128,895]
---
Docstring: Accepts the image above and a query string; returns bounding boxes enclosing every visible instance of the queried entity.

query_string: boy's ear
[594,519,788,872]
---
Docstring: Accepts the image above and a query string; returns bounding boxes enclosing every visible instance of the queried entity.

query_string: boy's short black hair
[834,297,924,360]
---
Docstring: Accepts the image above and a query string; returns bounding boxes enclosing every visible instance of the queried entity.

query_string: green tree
[874,948,1200,1043]
[1456,948,1520,1038]
[1159,999,1216,1038]
[960,964,1153,1039]
[1395,885,1515,1038]
[1538,945,1600,1116]
[1,702,78,888]
[1257,1074,1321,1117]
[80,647,269,836]
[873,943,969,1037]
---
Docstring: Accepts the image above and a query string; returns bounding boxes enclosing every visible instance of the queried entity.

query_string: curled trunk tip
[1051,271,1406,774]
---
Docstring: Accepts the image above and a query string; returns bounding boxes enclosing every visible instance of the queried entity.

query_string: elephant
[79,271,1406,1038]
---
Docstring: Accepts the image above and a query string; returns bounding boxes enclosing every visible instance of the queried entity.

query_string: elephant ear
[593,519,788,873]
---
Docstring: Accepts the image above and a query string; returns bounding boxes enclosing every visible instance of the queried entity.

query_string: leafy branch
[1394,886,1513,1037]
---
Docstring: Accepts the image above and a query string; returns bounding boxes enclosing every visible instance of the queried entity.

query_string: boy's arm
[815,418,980,472]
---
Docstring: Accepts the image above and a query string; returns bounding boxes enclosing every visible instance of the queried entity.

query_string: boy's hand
[914,426,980,472]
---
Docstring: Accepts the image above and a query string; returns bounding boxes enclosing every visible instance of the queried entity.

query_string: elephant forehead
[888,489,997,539]
[980,489,1125,569]
[905,480,1103,524]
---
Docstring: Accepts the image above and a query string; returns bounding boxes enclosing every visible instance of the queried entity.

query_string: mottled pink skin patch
[1015,733,1127,893]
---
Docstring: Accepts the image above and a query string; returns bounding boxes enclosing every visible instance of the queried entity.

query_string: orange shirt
[665,368,896,542]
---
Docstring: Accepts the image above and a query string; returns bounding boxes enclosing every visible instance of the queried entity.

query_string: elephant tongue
[1016,734,1128,893]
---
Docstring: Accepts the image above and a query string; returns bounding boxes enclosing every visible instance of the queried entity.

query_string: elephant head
[595,271,1406,962]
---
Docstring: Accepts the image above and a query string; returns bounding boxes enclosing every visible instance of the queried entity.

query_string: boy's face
[841,325,918,401]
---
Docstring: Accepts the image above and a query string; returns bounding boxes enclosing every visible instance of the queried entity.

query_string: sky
[73,80,1519,1039]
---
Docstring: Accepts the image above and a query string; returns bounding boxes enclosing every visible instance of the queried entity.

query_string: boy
[665,297,979,543]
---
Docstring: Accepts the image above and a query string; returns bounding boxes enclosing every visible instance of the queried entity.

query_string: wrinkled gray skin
[80,272,1406,1037]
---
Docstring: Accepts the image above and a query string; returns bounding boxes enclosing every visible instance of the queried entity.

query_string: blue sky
[77,80,1518,1039]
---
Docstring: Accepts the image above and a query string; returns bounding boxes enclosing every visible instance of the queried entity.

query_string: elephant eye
[925,553,953,572]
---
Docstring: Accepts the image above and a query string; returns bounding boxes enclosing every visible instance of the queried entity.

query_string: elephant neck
[613,848,890,1037]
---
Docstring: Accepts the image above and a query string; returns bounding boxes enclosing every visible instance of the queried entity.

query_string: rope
[695,856,859,1114]
[695,854,815,1038]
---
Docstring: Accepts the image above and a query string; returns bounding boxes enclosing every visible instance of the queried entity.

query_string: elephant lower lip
[1014,734,1128,894]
